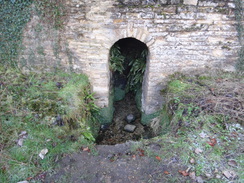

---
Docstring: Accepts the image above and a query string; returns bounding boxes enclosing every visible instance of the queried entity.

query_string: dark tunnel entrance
[111,38,148,102]
[96,38,155,145]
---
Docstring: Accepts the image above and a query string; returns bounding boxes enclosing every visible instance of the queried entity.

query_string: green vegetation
[159,71,243,180]
[109,44,125,75]
[0,67,99,182]
[130,71,243,182]
[0,0,65,68]
[109,43,148,94]
[127,49,147,92]
[0,0,32,67]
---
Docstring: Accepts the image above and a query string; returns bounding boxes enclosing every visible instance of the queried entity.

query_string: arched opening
[111,38,148,102]
[96,38,153,145]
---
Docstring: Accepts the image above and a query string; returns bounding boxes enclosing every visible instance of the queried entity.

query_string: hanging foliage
[127,49,147,92]
[109,44,125,74]
[110,40,148,93]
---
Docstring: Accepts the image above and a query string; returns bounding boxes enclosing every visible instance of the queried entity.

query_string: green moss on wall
[135,87,142,110]
[97,92,114,124]
[141,111,161,125]
[114,87,126,101]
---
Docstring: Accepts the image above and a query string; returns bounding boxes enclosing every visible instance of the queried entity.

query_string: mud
[96,93,154,145]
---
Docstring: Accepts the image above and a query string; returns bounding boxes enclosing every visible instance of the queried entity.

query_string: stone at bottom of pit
[124,124,136,133]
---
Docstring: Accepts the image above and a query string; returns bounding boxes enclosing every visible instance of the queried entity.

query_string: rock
[125,114,135,123]
[124,124,136,133]
[101,124,110,131]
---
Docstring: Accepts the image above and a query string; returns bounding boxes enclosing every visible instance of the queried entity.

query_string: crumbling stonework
[19,0,241,117]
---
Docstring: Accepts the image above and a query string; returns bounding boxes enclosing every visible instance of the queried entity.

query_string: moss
[141,111,161,125]
[114,87,126,101]
[167,80,190,93]
[135,88,142,110]
[97,93,114,124]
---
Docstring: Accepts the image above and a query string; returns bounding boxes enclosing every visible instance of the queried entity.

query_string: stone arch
[108,36,151,118]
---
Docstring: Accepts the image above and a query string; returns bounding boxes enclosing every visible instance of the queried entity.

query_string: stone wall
[19,0,241,117]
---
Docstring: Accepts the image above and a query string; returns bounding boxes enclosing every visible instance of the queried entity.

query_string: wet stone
[124,124,136,133]
[100,124,110,131]
[126,114,135,123]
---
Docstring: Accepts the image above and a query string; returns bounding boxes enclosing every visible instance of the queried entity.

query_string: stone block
[170,0,181,5]
[158,0,167,5]
[124,124,137,133]
[184,0,198,6]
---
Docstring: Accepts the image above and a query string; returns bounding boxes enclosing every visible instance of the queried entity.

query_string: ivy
[0,0,32,67]
[34,0,65,29]
[0,0,65,68]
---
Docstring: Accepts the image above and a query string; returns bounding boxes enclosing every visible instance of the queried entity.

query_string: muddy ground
[45,141,192,183]
[96,93,154,145]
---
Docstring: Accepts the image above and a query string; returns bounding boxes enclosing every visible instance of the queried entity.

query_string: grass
[1,68,243,182]
[162,71,243,181]
[129,70,244,182]
[0,67,99,182]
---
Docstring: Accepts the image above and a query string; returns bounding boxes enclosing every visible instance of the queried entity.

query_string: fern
[127,49,148,92]
[109,45,125,74]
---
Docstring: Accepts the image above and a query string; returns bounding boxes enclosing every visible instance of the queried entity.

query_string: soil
[45,141,191,183]
[96,93,154,145]
[44,73,244,183]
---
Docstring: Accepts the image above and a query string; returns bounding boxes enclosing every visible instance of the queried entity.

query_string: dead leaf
[222,170,237,179]
[155,156,161,161]
[39,148,48,159]
[137,148,145,156]
[164,171,170,175]
[26,177,33,181]
[195,148,203,154]
[179,170,189,176]
[132,155,136,160]
[207,138,217,147]
[19,131,28,138]
[17,138,24,147]
[82,147,90,152]
[228,160,237,167]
